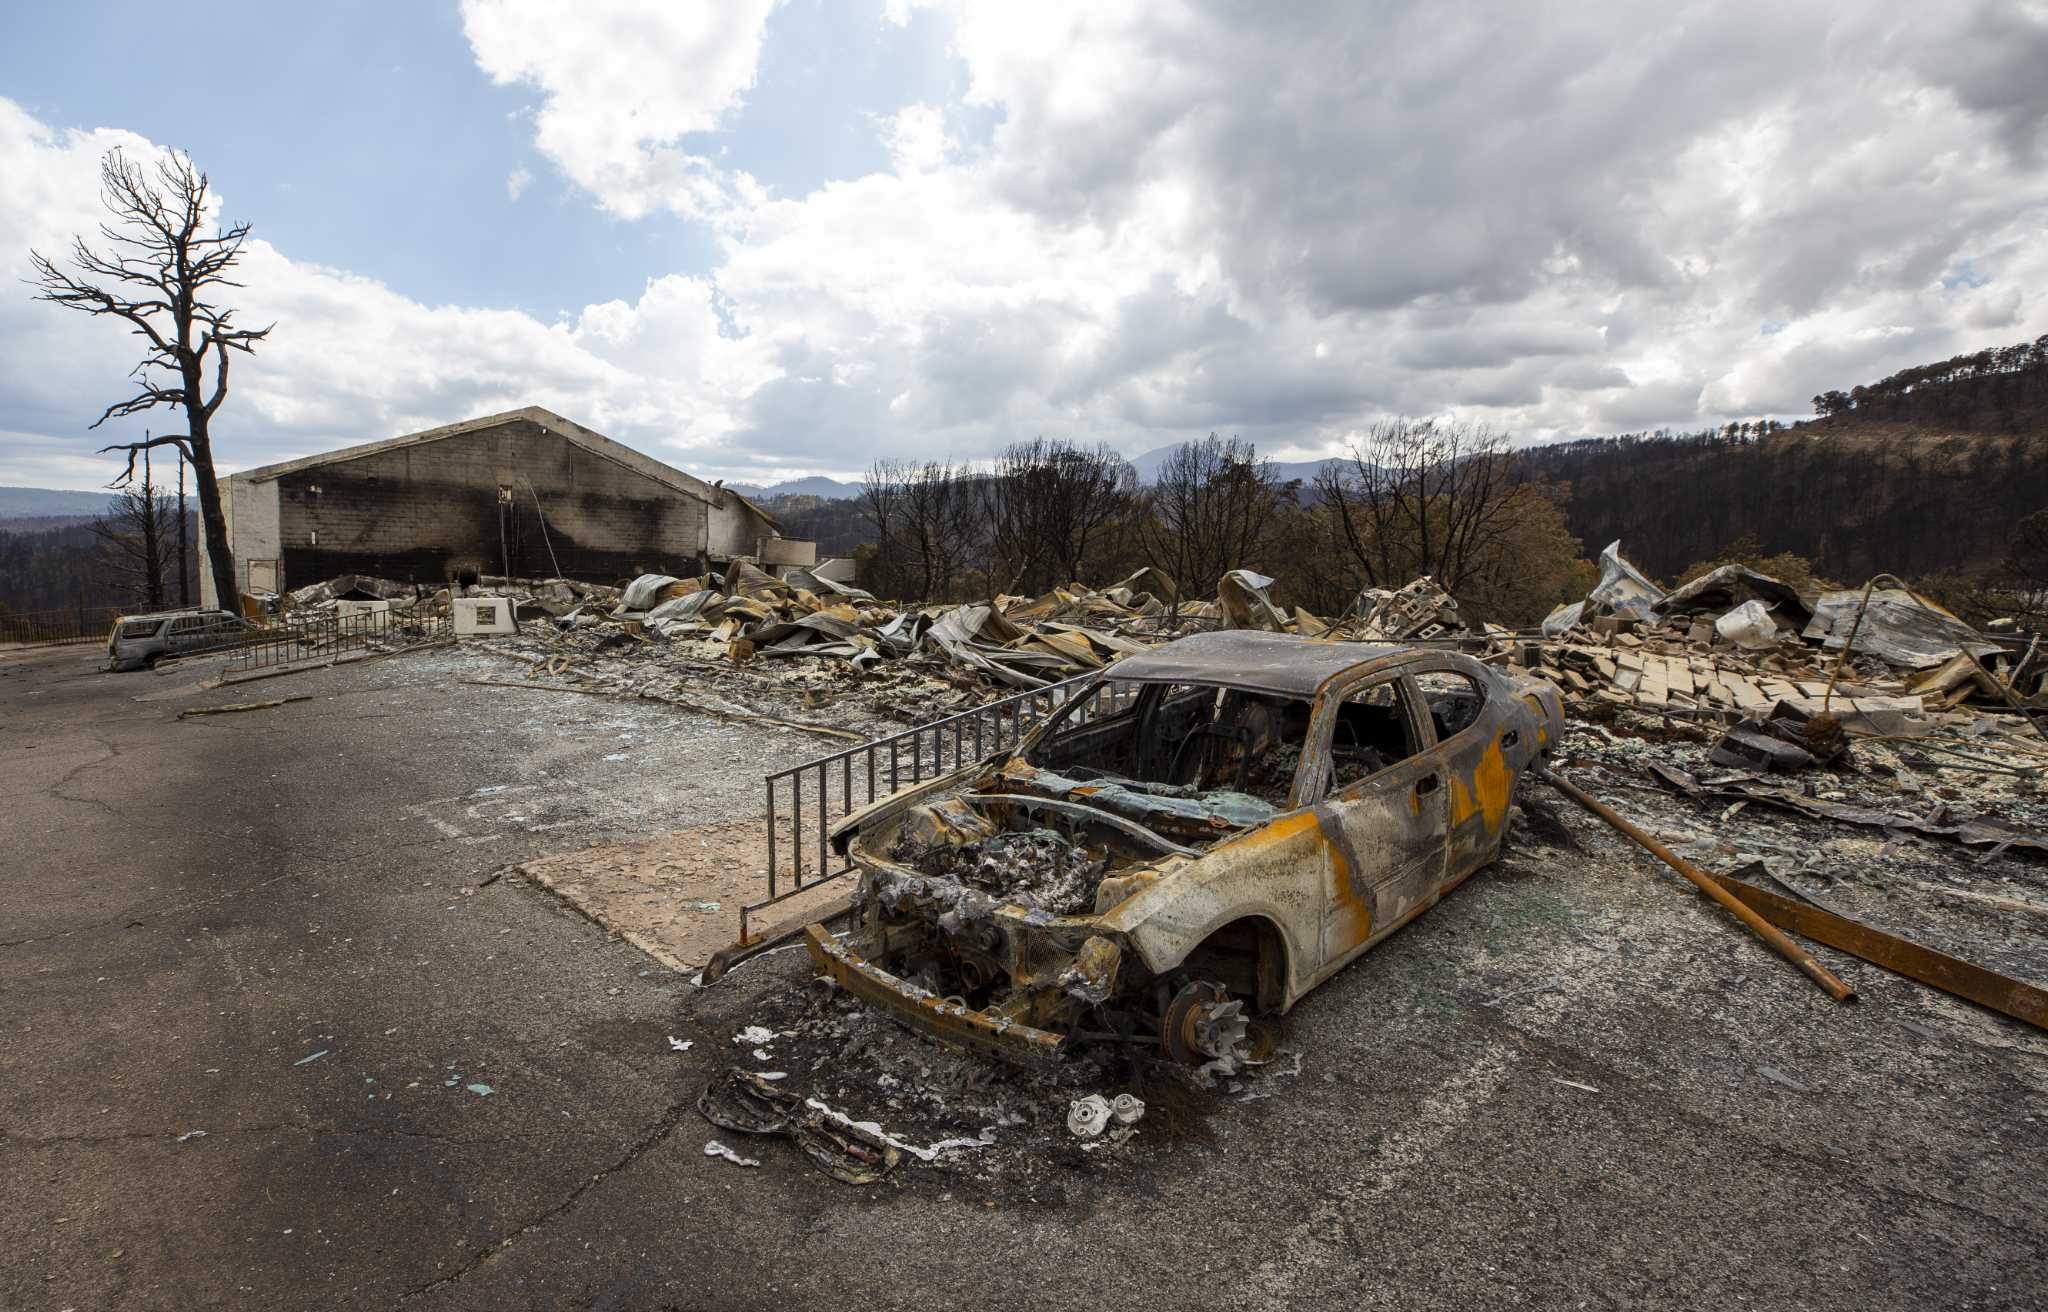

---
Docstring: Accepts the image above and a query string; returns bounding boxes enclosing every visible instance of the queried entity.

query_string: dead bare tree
[859,462,911,601]
[1141,435,1288,608]
[902,460,981,601]
[985,438,1135,595]
[29,148,271,612]
[860,459,981,601]
[1313,419,1522,596]
[90,445,174,609]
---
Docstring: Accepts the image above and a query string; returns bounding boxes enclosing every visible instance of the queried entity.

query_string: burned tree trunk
[28,148,271,613]
[177,449,190,607]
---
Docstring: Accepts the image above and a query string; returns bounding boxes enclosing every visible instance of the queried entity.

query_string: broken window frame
[1298,671,1436,802]
[1023,675,1323,806]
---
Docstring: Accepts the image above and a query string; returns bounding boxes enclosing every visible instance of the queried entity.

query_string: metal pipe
[1536,767,1857,1003]
[806,761,823,884]
[1710,872,2045,1032]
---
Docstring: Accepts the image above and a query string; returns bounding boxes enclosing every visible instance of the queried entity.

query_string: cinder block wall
[273,418,713,586]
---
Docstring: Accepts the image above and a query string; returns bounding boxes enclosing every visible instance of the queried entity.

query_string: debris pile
[266,539,2041,744]
[288,561,1346,714]
[1355,575,1466,641]
[607,562,1202,690]
[1512,542,2041,733]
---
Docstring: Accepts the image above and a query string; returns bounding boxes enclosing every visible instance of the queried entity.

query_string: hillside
[1516,334,2048,583]
[758,493,871,557]
[1518,423,2046,582]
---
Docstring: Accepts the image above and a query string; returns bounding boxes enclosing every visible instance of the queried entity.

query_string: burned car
[807,630,1563,1070]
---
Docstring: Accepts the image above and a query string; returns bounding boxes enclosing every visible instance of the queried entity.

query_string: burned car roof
[1106,629,1408,697]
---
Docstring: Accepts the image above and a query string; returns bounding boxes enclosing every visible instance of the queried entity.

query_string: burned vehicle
[807,630,1563,1069]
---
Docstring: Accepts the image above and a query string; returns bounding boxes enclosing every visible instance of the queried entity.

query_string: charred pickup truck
[806,630,1562,1071]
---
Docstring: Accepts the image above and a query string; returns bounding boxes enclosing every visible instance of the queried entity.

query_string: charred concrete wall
[271,417,714,589]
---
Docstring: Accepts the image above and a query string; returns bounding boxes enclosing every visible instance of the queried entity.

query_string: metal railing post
[790,771,804,878]
[764,776,778,899]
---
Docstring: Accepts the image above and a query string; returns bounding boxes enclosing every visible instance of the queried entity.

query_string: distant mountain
[733,456,1352,499]
[1127,443,1344,487]
[0,486,118,521]
[728,475,862,501]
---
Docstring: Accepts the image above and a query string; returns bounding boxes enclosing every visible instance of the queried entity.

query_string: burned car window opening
[1030,679,1313,810]
[1328,679,1424,792]
[1415,669,1486,741]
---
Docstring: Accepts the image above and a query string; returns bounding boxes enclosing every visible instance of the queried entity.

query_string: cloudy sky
[2,0,2044,490]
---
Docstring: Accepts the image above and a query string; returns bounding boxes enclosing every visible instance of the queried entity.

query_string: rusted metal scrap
[1705,873,2048,1033]
[697,1067,904,1184]
[1536,767,1857,1003]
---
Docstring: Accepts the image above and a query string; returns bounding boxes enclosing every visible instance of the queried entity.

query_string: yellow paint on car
[1449,737,1514,834]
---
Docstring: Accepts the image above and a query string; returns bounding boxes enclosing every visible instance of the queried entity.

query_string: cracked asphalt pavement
[3,642,2045,1310]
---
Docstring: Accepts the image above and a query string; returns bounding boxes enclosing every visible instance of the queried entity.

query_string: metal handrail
[750,670,1138,937]
[224,607,451,673]
[0,605,124,647]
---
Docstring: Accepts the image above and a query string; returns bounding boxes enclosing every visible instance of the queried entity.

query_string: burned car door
[1409,659,1521,877]
[1311,673,1448,966]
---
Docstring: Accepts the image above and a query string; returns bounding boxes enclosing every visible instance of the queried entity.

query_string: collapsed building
[198,407,809,608]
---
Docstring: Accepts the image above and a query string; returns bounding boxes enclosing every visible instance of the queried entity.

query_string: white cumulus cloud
[464,0,2048,464]
[459,0,779,220]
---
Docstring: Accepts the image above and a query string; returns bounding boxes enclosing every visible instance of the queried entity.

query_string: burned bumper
[804,924,1067,1065]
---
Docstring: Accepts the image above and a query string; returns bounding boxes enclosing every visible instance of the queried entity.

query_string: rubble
[262,531,2038,748]
[1355,575,1466,640]
[1649,763,2048,856]
[1655,563,1813,630]
[1505,544,2038,735]
[1216,569,1290,631]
